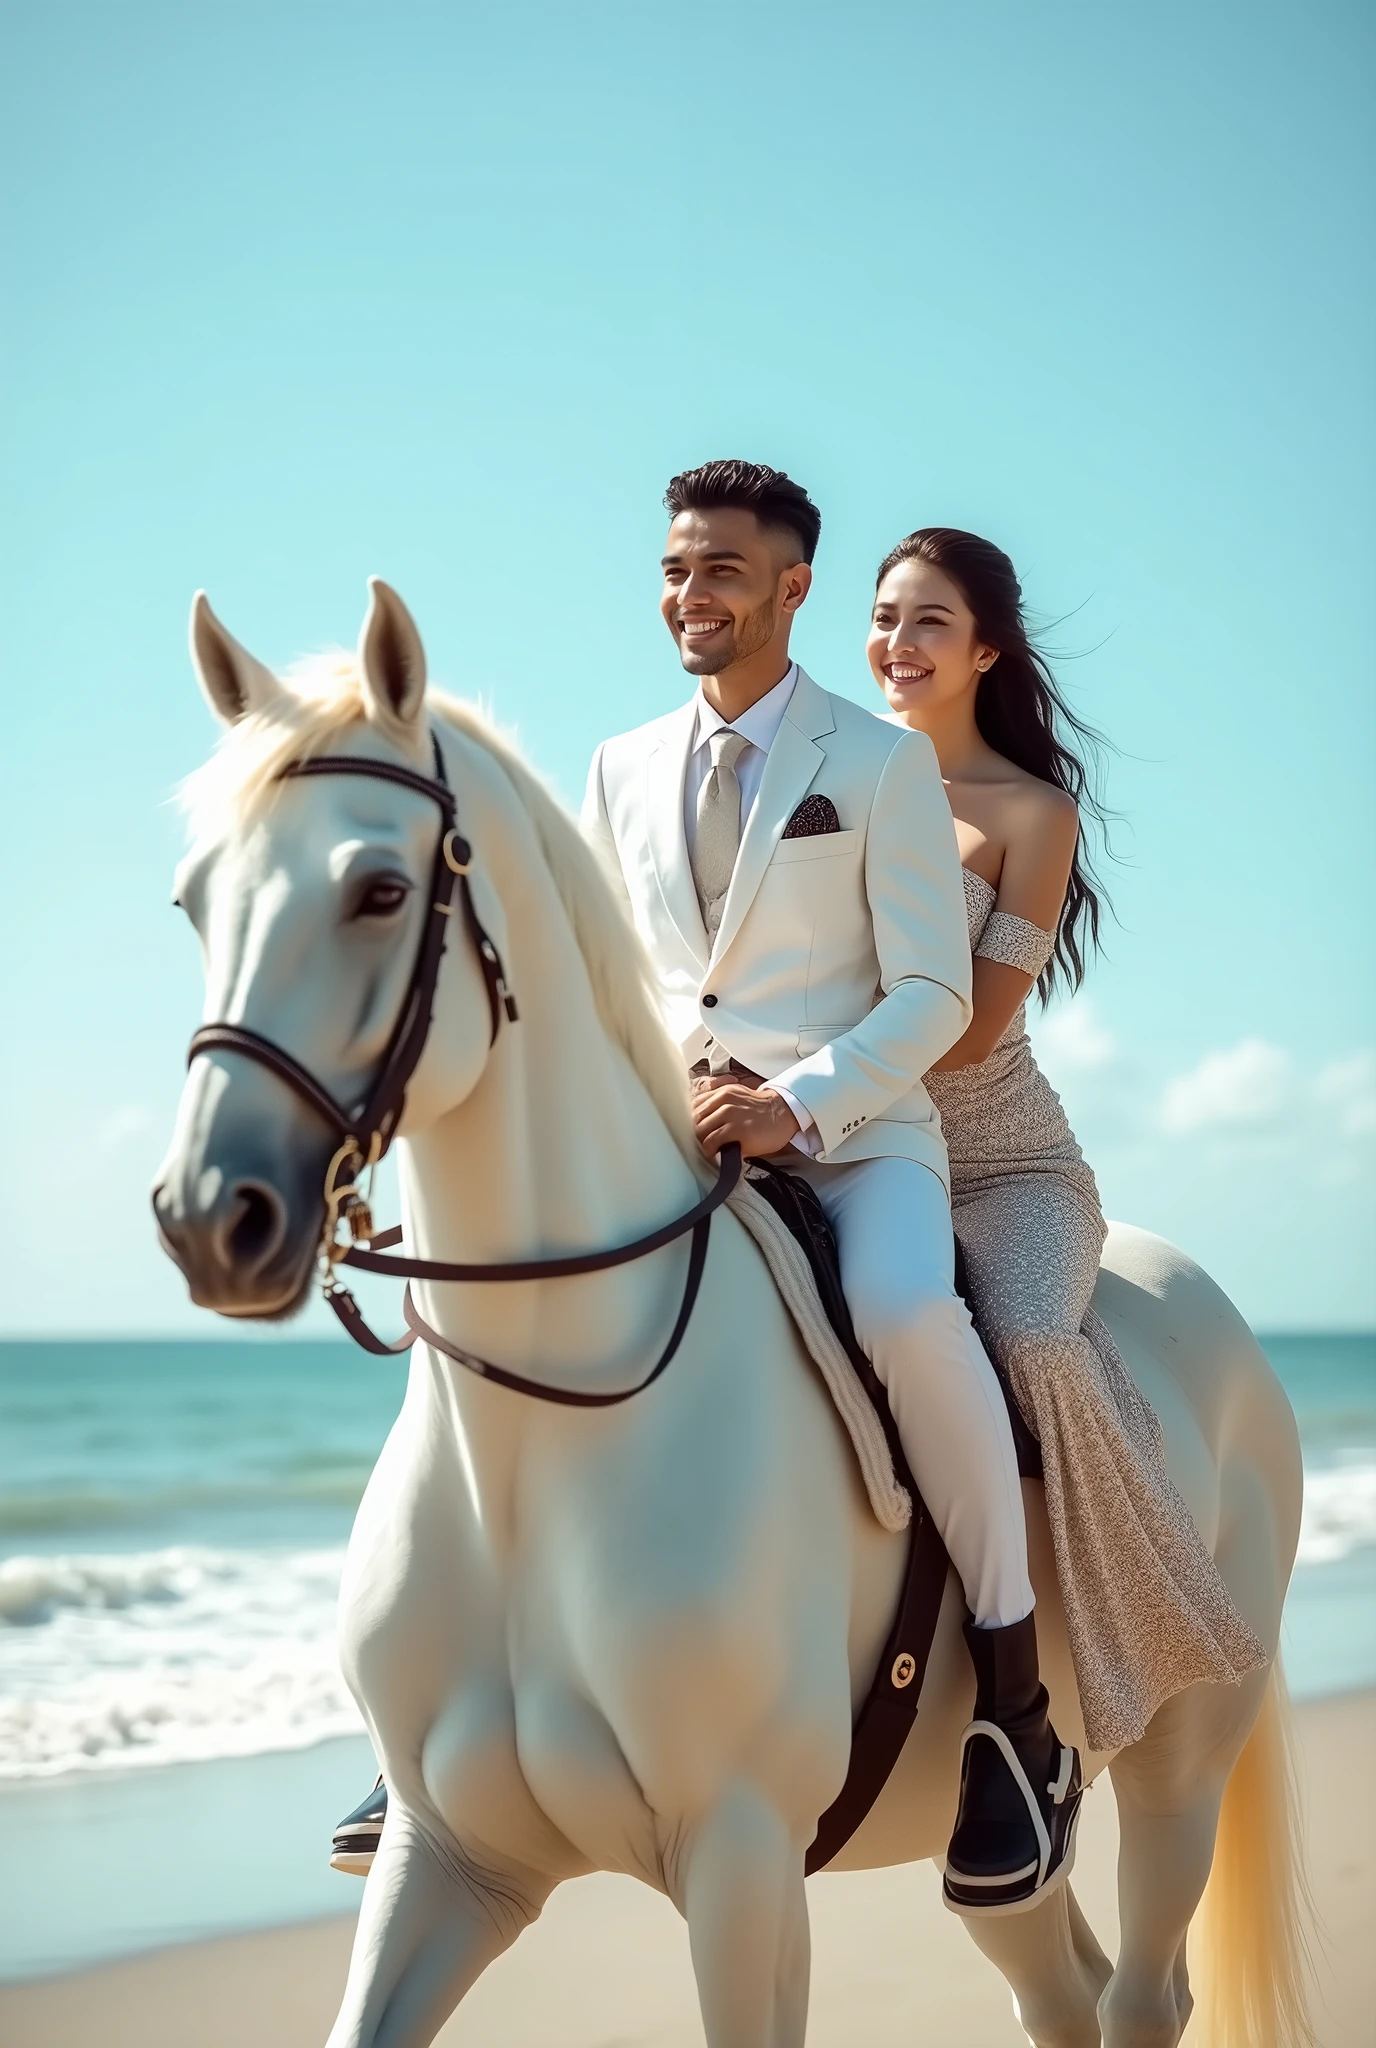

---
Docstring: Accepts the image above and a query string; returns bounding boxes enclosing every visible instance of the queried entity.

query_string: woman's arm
[930,784,1079,1072]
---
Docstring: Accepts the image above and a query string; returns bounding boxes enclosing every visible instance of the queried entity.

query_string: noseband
[186,729,740,1406]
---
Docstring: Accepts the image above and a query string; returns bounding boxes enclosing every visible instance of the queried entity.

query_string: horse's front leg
[326,1797,551,2048]
[673,1780,810,2048]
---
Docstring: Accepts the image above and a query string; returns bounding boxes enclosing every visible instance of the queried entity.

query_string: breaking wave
[1,1452,1370,1782]
[0,1545,362,1780]
[1296,1455,1376,1568]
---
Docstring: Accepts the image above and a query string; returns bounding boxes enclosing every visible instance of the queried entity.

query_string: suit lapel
[645,700,710,967]
[711,667,835,966]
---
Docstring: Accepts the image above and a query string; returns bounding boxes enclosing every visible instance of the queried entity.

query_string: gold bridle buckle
[319,1133,382,1280]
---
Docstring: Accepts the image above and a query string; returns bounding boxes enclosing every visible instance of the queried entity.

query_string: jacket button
[702,994,718,1008]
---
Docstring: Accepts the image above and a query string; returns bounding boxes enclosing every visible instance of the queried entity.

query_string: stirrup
[331,1775,387,1876]
[942,1720,1082,1919]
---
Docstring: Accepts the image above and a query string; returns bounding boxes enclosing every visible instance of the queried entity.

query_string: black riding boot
[942,1611,1082,1917]
[331,1776,387,1875]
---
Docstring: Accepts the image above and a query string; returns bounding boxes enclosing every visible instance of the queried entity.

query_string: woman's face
[867,558,996,724]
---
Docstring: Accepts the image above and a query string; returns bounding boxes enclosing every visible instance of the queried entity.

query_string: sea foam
[3,1452,1372,1782]
[1296,1455,1376,1567]
[0,1545,362,1779]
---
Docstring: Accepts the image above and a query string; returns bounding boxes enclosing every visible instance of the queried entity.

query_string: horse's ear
[189,593,283,726]
[358,578,427,731]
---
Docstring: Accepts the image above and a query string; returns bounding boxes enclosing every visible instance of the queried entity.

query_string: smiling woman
[858,525,1251,1756]
[869,527,1111,1001]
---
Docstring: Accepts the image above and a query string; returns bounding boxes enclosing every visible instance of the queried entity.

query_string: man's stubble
[679,593,778,676]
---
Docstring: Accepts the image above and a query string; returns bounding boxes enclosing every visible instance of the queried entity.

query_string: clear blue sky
[3,1,1372,1333]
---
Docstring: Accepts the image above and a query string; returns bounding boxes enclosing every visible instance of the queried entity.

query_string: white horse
[155,583,1310,2048]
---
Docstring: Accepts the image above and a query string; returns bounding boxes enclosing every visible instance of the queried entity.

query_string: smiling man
[580,459,1082,1918]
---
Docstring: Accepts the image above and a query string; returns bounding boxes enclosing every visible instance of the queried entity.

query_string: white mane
[181,654,699,1168]
[429,689,700,1169]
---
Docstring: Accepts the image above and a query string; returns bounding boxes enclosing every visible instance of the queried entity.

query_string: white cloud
[1158,1040,1376,1154]
[1313,1051,1376,1138]
[1033,997,1117,1075]
[1160,1038,1296,1134]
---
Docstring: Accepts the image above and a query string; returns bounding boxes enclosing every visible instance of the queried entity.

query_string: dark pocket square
[781,795,842,838]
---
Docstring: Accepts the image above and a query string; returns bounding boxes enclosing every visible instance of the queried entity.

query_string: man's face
[660,507,804,675]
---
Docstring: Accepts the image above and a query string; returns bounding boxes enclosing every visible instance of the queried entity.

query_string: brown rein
[185,729,740,1406]
[325,1142,741,1407]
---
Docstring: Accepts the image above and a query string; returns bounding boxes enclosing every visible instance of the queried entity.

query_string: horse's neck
[399,864,700,1445]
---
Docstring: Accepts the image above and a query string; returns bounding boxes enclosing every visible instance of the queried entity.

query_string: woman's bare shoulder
[960,755,1076,835]
[1007,772,1079,833]
[994,773,1080,916]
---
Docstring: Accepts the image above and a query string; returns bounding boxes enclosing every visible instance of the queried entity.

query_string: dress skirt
[929,1041,1265,1751]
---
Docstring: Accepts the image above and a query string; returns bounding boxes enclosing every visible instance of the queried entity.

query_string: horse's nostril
[227,1181,288,1272]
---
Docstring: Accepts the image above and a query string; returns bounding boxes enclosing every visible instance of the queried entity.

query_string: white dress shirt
[683,663,798,856]
[682,662,820,1153]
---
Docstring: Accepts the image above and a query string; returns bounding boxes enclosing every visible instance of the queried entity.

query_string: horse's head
[153,581,499,1318]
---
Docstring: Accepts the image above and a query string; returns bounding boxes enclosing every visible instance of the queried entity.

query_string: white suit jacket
[582,666,972,1183]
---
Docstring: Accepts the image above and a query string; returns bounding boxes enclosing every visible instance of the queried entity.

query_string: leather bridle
[185,731,741,1407]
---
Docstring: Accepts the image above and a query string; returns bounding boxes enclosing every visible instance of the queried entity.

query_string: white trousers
[793,1154,1034,1628]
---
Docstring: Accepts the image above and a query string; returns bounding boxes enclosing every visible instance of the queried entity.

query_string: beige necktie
[692,728,750,947]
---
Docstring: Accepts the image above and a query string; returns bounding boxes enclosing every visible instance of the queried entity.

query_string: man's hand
[691,1077,800,1161]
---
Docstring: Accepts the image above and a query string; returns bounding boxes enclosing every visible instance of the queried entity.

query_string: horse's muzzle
[153,1171,306,1316]
[153,1059,332,1318]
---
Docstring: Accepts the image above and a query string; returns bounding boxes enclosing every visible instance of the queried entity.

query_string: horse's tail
[1192,1662,1316,2047]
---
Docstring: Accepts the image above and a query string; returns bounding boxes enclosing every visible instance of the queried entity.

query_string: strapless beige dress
[927,870,1264,1748]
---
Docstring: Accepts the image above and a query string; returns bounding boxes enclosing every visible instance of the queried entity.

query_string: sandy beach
[1,1688,1368,2048]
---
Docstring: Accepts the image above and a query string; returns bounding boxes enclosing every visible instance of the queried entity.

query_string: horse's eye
[356,879,410,919]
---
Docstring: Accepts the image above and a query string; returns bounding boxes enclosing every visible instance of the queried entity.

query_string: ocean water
[0,1330,1371,1979]
[1264,1333,1376,1698]
[0,1333,1371,1786]
[0,1340,402,1782]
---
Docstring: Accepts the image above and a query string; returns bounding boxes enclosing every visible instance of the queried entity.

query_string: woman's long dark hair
[875,526,1112,1001]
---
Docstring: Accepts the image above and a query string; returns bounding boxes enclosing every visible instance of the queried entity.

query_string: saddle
[739,1157,1041,1873]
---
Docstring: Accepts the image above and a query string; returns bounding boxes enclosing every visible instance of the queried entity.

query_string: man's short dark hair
[663,459,821,566]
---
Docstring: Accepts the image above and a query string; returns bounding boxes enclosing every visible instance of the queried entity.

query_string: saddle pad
[726,1179,912,1533]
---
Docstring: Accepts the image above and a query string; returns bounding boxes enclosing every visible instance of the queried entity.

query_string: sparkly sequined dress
[926,869,1264,1748]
